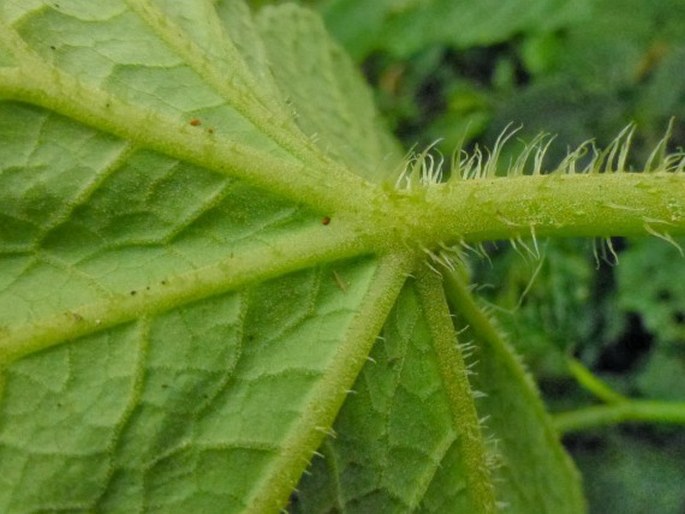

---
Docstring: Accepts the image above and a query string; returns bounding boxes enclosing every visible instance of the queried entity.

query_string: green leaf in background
[0,1,589,513]
[317,0,685,165]
[471,239,594,377]
[617,238,685,401]
[316,0,589,60]
[493,0,685,155]
[571,430,685,514]
[618,238,685,346]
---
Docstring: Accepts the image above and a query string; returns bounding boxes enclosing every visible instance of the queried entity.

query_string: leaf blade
[291,272,498,513]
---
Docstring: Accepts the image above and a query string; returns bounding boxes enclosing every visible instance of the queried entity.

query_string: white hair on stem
[396,119,682,191]
[393,122,683,280]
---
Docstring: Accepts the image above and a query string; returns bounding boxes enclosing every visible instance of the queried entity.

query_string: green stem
[567,358,627,404]
[414,173,685,246]
[554,401,685,434]
[339,172,685,256]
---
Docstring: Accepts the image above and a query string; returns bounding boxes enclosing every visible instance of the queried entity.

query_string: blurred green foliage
[315,0,685,165]
[256,0,685,511]
[570,429,685,514]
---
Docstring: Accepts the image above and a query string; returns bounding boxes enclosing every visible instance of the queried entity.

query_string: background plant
[0,1,684,513]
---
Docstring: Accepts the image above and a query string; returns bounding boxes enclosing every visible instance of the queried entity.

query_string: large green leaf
[5,1,684,513]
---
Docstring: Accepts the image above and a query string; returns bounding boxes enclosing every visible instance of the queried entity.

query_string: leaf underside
[0,2,587,513]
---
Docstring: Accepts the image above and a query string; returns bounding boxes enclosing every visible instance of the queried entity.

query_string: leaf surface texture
[0,2,584,513]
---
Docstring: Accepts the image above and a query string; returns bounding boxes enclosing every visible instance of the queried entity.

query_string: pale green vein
[0,222,372,366]
[123,0,331,167]
[244,251,416,514]
[33,142,137,249]
[0,26,379,215]
[0,65,370,215]
[97,318,151,507]
[321,439,346,513]
[408,430,458,511]
[415,271,497,514]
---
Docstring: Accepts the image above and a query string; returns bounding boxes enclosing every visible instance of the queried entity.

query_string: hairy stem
[382,173,685,250]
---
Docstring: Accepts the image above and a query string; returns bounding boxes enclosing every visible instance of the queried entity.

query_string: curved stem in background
[554,401,685,434]
[566,357,628,404]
